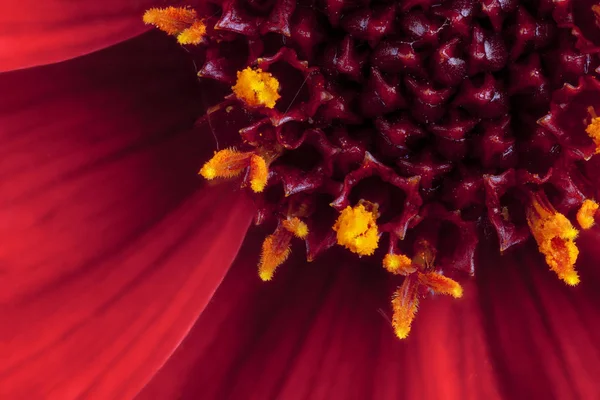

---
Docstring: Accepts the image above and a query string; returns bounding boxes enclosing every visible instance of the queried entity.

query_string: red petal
[478,231,600,399]
[0,0,188,72]
[0,32,255,397]
[0,32,204,301]
[139,234,500,399]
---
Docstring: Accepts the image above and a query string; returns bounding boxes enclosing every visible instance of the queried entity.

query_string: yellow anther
[199,148,251,180]
[249,154,269,193]
[143,7,197,35]
[391,275,420,340]
[258,229,292,281]
[177,20,207,45]
[232,67,281,109]
[586,116,600,154]
[383,253,415,275]
[527,192,580,286]
[282,217,309,239]
[333,203,379,256]
[417,272,463,299]
[577,199,599,230]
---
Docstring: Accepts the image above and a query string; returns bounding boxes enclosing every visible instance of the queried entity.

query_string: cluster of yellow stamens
[259,217,309,281]
[390,257,463,339]
[143,7,206,45]
[232,67,281,109]
[199,148,269,193]
[332,202,380,256]
[527,192,580,286]
[577,199,599,230]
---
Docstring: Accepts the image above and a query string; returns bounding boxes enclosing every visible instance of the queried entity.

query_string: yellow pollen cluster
[383,253,415,275]
[391,271,463,339]
[232,67,281,109]
[249,154,269,193]
[177,21,207,45]
[586,117,600,154]
[199,149,269,193]
[577,199,599,230]
[333,203,380,256]
[282,217,309,239]
[259,229,292,281]
[418,272,464,298]
[527,193,580,286]
[143,7,206,45]
[392,276,419,340]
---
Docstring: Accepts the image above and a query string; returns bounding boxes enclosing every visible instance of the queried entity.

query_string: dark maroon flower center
[145,0,600,338]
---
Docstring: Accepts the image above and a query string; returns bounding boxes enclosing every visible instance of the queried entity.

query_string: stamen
[383,253,415,275]
[585,116,600,154]
[232,67,281,109]
[249,154,269,193]
[258,227,292,281]
[177,20,207,45]
[418,272,463,298]
[412,239,437,270]
[143,7,197,35]
[333,202,380,256]
[282,217,309,239]
[199,148,251,180]
[391,275,420,340]
[577,199,599,230]
[527,192,580,286]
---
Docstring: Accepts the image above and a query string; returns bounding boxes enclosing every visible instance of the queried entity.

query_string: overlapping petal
[0,0,188,72]
[0,31,254,398]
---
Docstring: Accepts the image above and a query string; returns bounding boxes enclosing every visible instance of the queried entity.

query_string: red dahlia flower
[2,0,600,398]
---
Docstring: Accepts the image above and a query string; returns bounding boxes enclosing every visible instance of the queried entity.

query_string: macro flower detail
[144,2,600,340]
[4,1,600,398]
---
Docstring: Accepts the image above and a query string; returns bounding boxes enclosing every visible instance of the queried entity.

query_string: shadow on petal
[478,230,600,400]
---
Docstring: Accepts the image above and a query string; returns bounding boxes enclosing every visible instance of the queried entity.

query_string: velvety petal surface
[478,229,600,400]
[0,0,186,72]
[0,31,254,398]
[138,230,500,400]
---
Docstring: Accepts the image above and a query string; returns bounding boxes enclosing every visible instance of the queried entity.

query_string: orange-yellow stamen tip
[258,230,291,281]
[391,276,420,340]
[418,272,464,299]
[383,253,415,275]
[232,67,281,109]
[282,217,309,239]
[527,192,580,286]
[199,148,251,180]
[143,7,197,35]
[249,154,269,193]
[577,199,599,230]
[333,203,379,256]
[586,116,600,154]
[177,20,207,45]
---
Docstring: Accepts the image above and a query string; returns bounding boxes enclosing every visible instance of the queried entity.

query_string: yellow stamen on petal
[143,7,197,35]
[249,154,269,193]
[232,67,281,109]
[199,148,251,180]
[282,217,309,239]
[333,203,379,256]
[177,20,207,45]
[383,253,415,275]
[258,228,292,281]
[585,116,600,154]
[391,275,420,340]
[527,192,580,286]
[577,199,599,230]
[418,272,463,298]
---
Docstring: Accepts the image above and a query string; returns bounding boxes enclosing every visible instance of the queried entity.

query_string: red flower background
[1,0,600,399]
